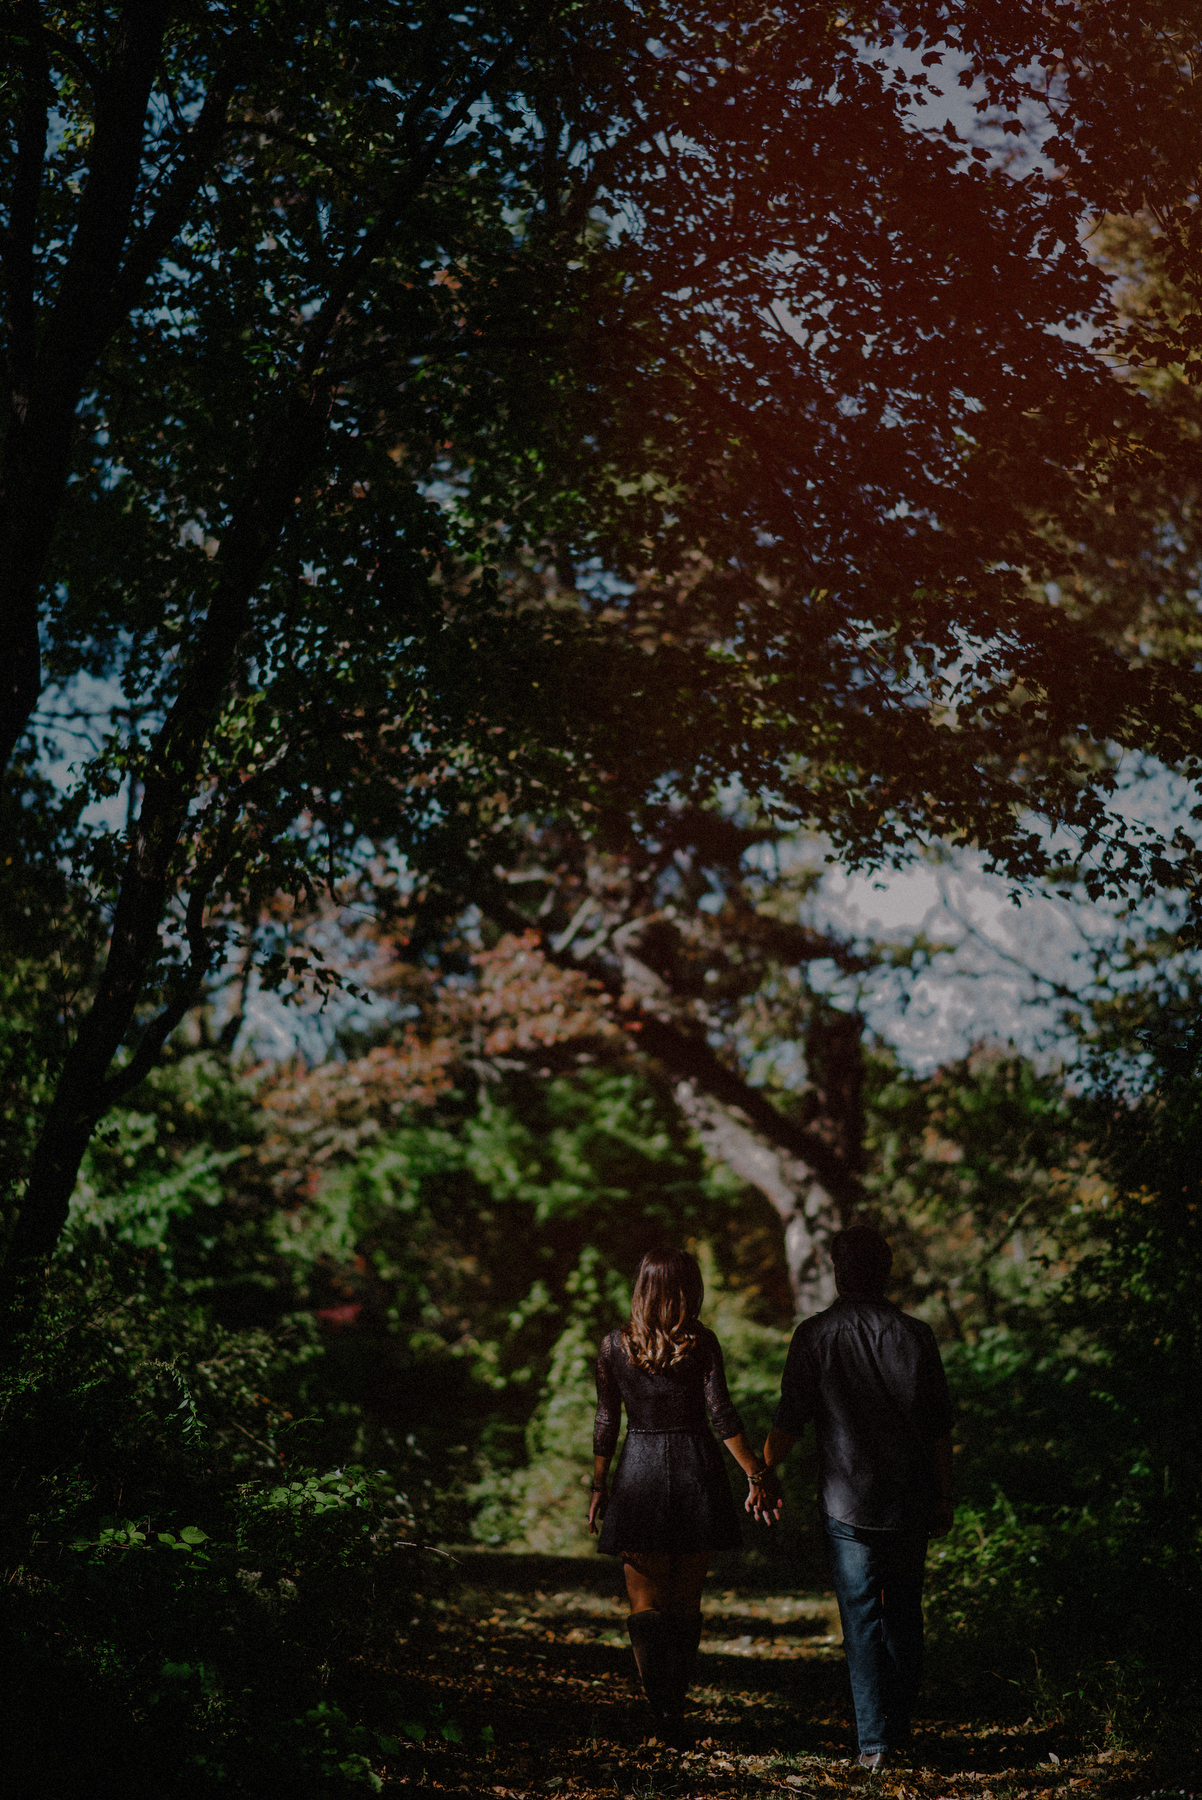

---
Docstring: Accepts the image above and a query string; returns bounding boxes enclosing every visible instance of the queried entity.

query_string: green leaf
[402,1722,426,1743]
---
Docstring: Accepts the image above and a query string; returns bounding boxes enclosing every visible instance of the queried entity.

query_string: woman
[588,1248,774,1735]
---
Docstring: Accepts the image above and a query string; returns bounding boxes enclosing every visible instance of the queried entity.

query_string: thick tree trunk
[0,2,234,774]
[1,2,174,769]
[0,395,328,1287]
[673,1081,843,1318]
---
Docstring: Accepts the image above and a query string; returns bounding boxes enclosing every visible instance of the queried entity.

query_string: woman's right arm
[588,1450,612,1534]
[590,1334,621,1533]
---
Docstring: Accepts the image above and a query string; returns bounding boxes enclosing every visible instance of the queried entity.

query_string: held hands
[746,1466,785,1525]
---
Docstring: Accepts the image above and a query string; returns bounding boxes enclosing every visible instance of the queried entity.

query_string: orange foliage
[474,931,618,1056]
[256,933,620,1185]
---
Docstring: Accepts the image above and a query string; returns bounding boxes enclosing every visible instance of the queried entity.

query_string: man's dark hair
[831,1224,893,1298]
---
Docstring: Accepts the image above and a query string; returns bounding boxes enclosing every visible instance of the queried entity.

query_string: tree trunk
[673,1008,868,1317]
[1,1,176,772]
[0,393,328,1293]
[674,1080,843,1318]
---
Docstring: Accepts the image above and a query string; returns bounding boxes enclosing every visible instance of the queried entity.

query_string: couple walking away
[588,1230,953,1770]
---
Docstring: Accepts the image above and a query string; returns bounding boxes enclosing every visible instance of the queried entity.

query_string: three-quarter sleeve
[773,1325,818,1436]
[593,1331,623,1457]
[703,1332,745,1440]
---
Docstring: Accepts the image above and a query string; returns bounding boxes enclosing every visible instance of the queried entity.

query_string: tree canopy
[4,0,1202,1274]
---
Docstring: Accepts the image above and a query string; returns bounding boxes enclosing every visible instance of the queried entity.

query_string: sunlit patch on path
[356,1554,1197,1799]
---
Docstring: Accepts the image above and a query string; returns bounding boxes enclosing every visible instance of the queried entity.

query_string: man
[756,1225,953,1770]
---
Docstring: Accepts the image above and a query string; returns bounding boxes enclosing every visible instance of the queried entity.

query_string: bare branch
[100,876,214,1104]
[295,37,525,383]
[107,59,239,325]
[468,866,864,1204]
[40,24,101,90]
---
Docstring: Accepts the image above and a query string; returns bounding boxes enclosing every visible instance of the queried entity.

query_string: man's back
[774,1295,951,1529]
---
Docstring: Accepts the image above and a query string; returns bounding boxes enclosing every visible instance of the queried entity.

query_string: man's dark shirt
[773,1294,952,1530]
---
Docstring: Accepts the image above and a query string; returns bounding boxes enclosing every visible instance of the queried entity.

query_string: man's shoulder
[793,1298,938,1346]
[871,1301,941,1350]
[789,1301,848,1348]
[891,1307,944,1357]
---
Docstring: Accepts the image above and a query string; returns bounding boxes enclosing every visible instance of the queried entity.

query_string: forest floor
[354,1553,1199,1800]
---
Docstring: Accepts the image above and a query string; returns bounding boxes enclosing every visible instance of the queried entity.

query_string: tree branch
[107,60,239,324]
[467,868,864,1205]
[294,37,524,383]
[40,24,102,90]
[0,0,174,775]
[44,0,174,361]
[100,854,216,1104]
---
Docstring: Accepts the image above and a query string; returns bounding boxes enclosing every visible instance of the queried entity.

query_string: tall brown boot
[627,1609,675,1724]
[666,1612,703,1714]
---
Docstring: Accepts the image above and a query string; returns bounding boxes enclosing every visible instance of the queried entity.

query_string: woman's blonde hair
[623,1248,704,1372]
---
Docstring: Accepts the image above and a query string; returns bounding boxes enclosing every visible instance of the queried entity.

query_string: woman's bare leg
[623,1551,709,1613]
[623,1552,671,1613]
[666,1553,710,1615]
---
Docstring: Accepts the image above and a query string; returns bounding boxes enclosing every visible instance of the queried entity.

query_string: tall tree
[1,0,1191,1282]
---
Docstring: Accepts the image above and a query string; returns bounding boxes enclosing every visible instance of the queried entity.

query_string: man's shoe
[857,1750,890,1770]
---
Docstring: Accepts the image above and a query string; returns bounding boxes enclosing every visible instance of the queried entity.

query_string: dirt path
[358,1554,1195,1800]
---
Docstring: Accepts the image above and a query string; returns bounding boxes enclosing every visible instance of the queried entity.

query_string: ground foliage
[5,1537,1199,1797]
[0,1252,441,1796]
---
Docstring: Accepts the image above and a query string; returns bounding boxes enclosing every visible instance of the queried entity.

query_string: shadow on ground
[364,1552,1201,1799]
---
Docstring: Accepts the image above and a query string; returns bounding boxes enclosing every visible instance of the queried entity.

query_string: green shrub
[923,1492,1201,1741]
[0,1258,433,1797]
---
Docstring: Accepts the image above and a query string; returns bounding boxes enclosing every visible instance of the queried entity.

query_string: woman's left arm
[705,1336,779,1523]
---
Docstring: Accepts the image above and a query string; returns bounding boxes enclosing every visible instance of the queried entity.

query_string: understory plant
[0,1255,443,1797]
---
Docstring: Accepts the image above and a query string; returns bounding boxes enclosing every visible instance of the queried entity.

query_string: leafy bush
[923,1491,1200,1743]
[0,1258,436,1797]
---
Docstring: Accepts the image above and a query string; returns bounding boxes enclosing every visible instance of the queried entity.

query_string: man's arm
[929,1433,954,1538]
[756,1327,814,1522]
[764,1426,798,1467]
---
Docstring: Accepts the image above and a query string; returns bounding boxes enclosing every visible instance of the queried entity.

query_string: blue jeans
[824,1515,928,1755]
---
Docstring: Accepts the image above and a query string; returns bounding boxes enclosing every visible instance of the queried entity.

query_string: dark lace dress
[593,1326,746,1556]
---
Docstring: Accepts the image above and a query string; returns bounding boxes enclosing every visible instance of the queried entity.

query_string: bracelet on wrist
[590,1481,607,1493]
[747,1466,773,1486]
